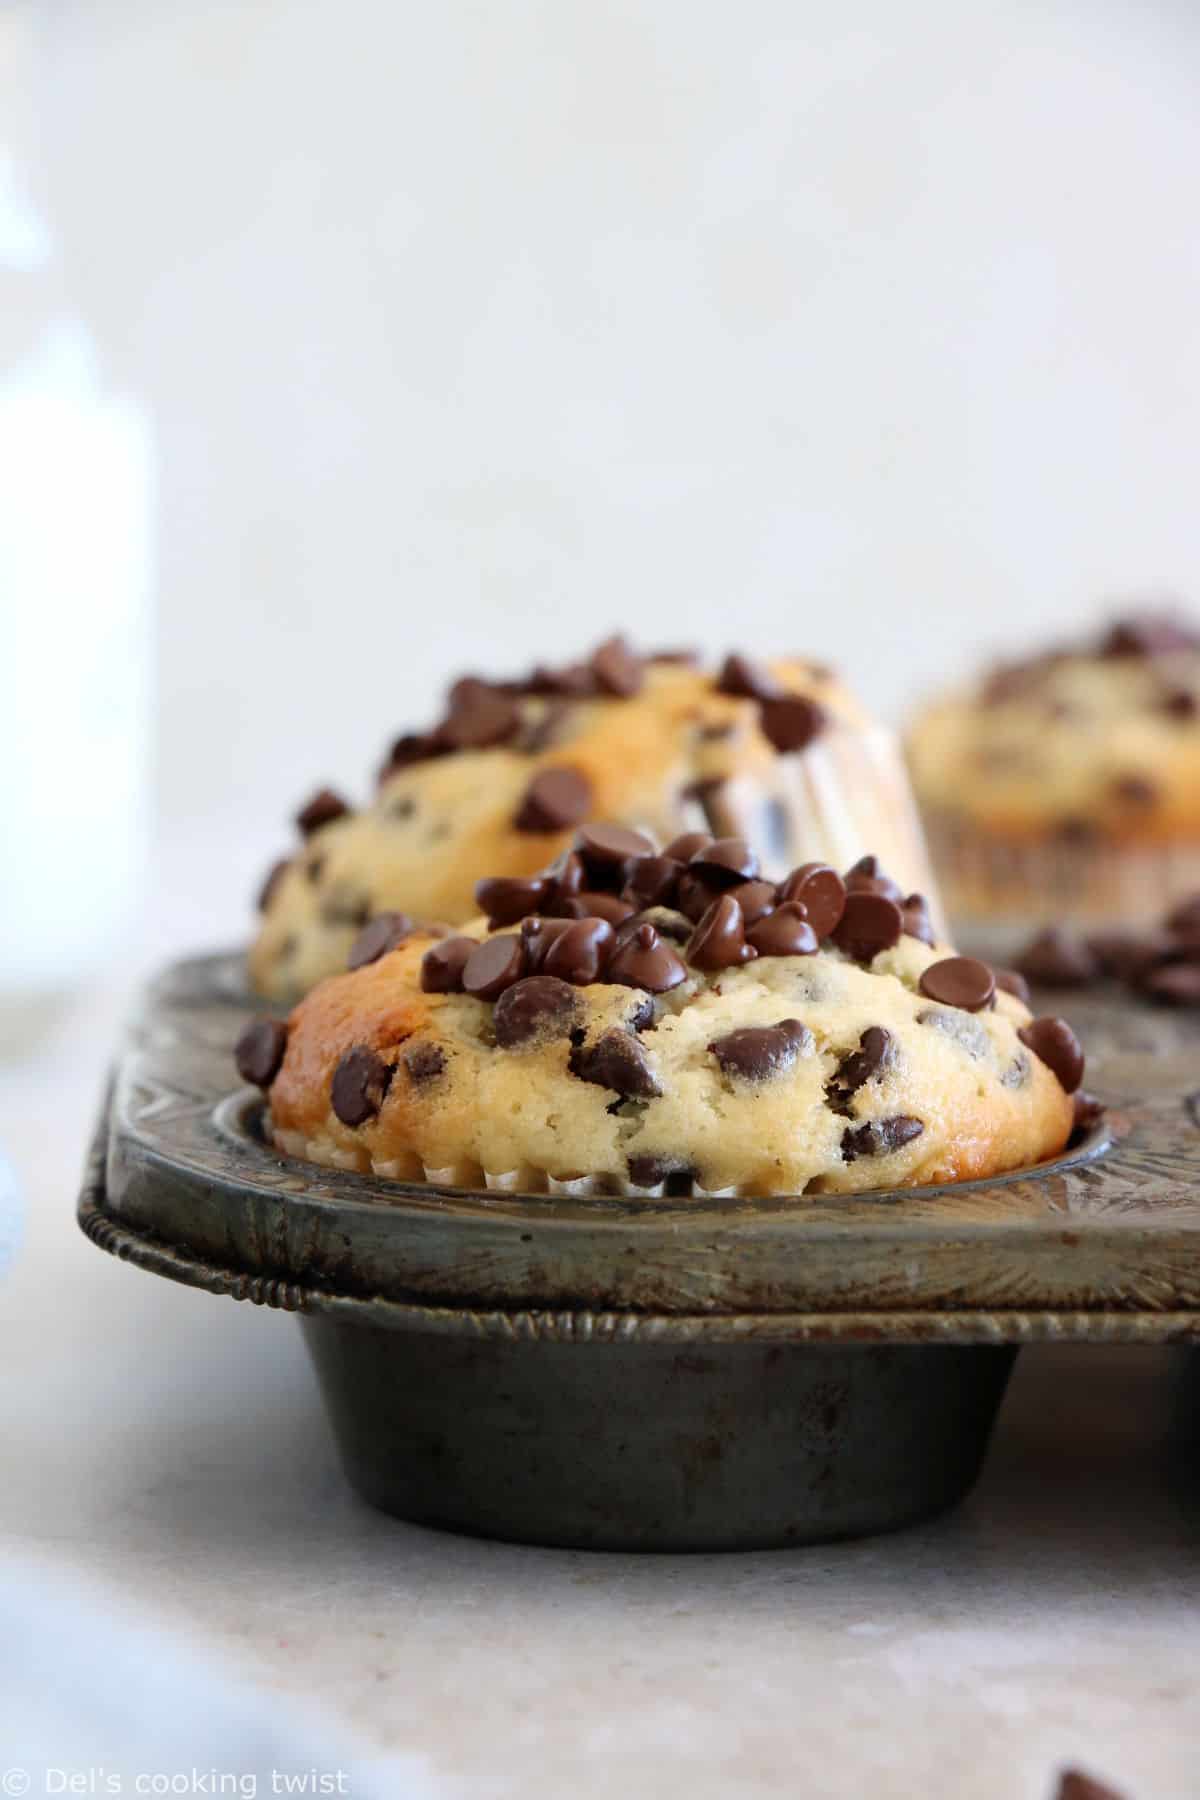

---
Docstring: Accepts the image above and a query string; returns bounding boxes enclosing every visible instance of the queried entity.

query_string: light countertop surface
[2,877,1198,1800]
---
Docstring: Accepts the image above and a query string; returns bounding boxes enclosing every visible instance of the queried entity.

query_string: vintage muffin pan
[80,951,1200,1550]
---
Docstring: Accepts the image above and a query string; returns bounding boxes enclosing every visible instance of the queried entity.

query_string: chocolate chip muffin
[240,825,1081,1198]
[908,606,1200,936]
[249,639,939,1000]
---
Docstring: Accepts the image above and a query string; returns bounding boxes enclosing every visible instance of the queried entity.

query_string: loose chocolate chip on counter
[331,1045,393,1126]
[462,933,529,1001]
[689,837,760,883]
[436,687,522,750]
[570,1028,662,1098]
[295,788,351,837]
[1018,1016,1085,1093]
[403,1041,446,1082]
[1140,962,1200,1006]
[626,1152,694,1189]
[994,967,1031,1005]
[686,894,756,971]
[1110,773,1158,808]
[918,956,996,1013]
[709,1018,812,1082]
[778,863,846,939]
[1070,1090,1106,1137]
[831,1026,895,1099]
[900,893,936,946]
[844,855,904,902]
[605,922,687,992]
[256,857,291,913]
[830,891,903,963]
[420,935,477,993]
[576,822,656,872]
[663,831,713,863]
[590,634,645,697]
[234,1018,288,1089]
[842,1116,924,1162]
[493,976,583,1048]
[1015,927,1098,988]
[746,901,818,958]
[714,652,780,700]
[475,876,553,927]
[759,694,828,754]
[622,855,684,910]
[347,912,414,970]
[513,767,593,832]
[541,917,615,985]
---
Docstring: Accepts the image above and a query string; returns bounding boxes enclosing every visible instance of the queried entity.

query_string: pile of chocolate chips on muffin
[1017,894,1200,1006]
[412,824,940,1003]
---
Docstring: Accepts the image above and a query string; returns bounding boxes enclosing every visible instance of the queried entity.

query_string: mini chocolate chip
[1000,1053,1031,1089]
[686,894,756,971]
[1102,611,1200,657]
[1162,686,1198,720]
[1016,927,1098,988]
[622,855,684,910]
[605,922,687,992]
[436,687,522,750]
[918,956,996,1013]
[916,1007,991,1059]
[1018,1016,1085,1092]
[724,879,777,925]
[295,788,350,836]
[420,935,476,993]
[1111,773,1158,808]
[746,902,818,958]
[380,731,445,780]
[590,634,645,697]
[831,892,903,963]
[256,856,290,913]
[698,720,736,740]
[832,1026,895,1098]
[234,1018,288,1088]
[778,863,846,938]
[900,893,936,946]
[663,831,713,862]
[519,915,573,971]
[331,1045,393,1126]
[1140,962,1200,1006]
[841,1116,924,1162]
[709,1018,811,1081]
[462,933,528,1000]
[1071,1090,1106,1137]
[689,837,760,882]
[493,976,583,1048]
[844,855,904,902]
[570,1028,661,1098]
[541,917,615,985]
[347,912,414,970]
[513,767,593,832]
[714,652,780,700]
[624,991,657,1032]
[994,967,1031,1005]
[475,876,552,927]
[527,661,598,697]
[403,1041,446,1081]
[576,822,656,869]
[759,693,828,754]
[627,1152,693,1188]
[562,892,636,926]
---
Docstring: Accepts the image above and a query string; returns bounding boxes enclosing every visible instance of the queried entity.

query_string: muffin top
[908,607,1200,844]
[248,638,931,1000]
[241,825,1082,1199]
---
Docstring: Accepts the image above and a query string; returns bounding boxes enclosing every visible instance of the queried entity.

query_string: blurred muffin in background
[249,638,941,1000]
[908,605,1200,939]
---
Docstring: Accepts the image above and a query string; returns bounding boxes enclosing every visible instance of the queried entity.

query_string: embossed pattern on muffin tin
[79,952,1200,1549]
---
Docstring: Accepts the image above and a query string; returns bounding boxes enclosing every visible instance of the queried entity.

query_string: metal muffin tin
[80,952,1200,1549]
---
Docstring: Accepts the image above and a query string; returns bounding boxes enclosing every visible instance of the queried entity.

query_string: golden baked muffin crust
[240,828,1081,1199]
[249,640,938,999]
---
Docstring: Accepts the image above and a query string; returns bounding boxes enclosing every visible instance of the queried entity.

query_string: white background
[25,0,1200,844]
